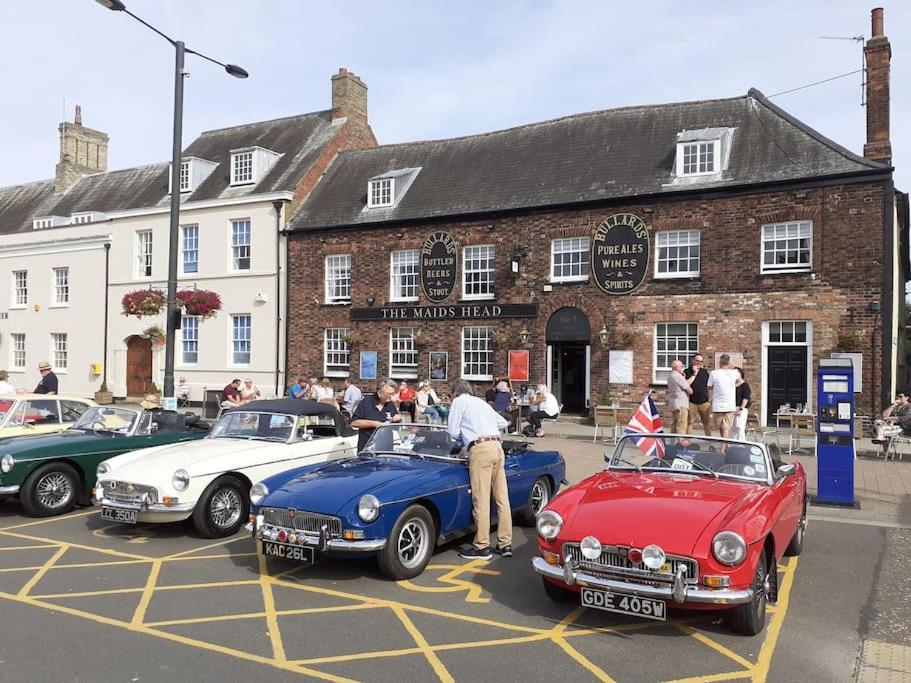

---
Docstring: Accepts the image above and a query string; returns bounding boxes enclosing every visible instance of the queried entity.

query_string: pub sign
[421,231,458,302]
[591,213,650,295]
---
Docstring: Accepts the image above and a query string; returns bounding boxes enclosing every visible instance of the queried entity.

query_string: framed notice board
[508,350,529,382]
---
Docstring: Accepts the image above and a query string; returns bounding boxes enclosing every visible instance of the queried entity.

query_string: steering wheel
[89,421,108,432]
[716,463,748,475]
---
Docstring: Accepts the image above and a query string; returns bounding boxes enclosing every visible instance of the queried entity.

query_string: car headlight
[172,469,190,492]
[580,535,602,560]
[536,510,563,540]
[712,531,747,566]
[358,494,380,522]
[96,462,111,478]
[250,482,269,506]
[642,544,666,570]
[1,455,14,474]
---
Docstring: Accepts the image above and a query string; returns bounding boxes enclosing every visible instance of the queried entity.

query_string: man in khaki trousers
[447,380,511,560]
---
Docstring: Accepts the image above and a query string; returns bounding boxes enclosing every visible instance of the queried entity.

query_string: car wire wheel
[36,471,74,510]
[210,487,243,529]
[531,478,550,514]
[397,516,431,570]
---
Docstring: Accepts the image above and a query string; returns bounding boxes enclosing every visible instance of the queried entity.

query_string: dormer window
[179,160,191,192]
[170,157,217,194]
[680,140,718,175]
[69,212,107,225]
[368,177,393,208]
[32,216,66,230]
[673,128,734,181]
[229,147,281,186]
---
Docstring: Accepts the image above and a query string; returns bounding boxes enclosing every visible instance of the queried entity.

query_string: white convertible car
[94,400,357,537]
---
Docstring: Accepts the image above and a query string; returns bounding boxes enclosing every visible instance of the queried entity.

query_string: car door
[767,463,803,554]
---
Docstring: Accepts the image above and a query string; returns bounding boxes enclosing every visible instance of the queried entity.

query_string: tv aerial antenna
[819,35,866,105]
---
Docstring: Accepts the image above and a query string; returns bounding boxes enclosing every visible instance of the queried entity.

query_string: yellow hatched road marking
[131,559,162,625]
[0,544,59,551]
[752,556,800,682]
[0,528,153,561]
[662,671,753,683]
[397,559,500,603]
[147,602,386,628]
[549,605,617,683]
[258,554,287,663]
[675,624,755,670]
[0,508,99,532]
[392,605,455,683]
[16,544,67,597]
[162,534,249,560]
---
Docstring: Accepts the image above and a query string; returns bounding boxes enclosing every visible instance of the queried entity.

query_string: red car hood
[563,471,762,556]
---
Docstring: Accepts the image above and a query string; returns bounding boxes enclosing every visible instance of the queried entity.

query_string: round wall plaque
[591,213,650,295]
[421,231,458,303]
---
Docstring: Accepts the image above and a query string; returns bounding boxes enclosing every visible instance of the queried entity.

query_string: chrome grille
[563,543,698,584]
[103,481,158,504]
[262,507,342,538]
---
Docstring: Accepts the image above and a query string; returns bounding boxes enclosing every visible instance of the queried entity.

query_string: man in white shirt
[447,380,511,561]
[342,378,363,418]
[707,354,743,438]
[527,384,560,437]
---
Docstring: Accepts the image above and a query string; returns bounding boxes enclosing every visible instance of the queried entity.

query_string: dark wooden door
[558,344,587,414]
[126,336,152,396]
[766,346,808,423]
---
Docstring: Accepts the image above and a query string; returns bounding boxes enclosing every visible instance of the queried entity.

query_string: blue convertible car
[248,423,566,579]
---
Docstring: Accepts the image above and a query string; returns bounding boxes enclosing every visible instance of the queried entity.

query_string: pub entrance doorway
[126,335,153,397]
[545,308,591,415]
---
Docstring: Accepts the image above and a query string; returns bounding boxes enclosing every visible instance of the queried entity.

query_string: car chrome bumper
[0,485,20,495]
[98,498,196,514]
[532,557,754,605]
[247,522,386,553]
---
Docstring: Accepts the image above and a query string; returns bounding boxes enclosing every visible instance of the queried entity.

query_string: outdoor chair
[745,412,781,450]
[886,435,909,461]
[788,414,816,456]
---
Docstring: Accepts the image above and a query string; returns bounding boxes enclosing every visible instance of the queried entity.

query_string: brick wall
[287,180,887,418]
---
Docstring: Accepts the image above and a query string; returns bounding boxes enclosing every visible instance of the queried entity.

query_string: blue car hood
[264,455,449,514]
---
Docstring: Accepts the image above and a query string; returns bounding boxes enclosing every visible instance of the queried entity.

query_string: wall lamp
[599,325,609,346]
[519,327,530,345]
[366,296,375,307]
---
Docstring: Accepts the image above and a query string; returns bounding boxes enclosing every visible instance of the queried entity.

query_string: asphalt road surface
[0,497,906,683]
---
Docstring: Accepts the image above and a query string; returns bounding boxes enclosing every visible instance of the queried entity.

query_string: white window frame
[51,333,68,372]
[180,315,200,365]
[461,326,494,381]
[367,177,394,208]
[654,230,701,278]
[676,140,719,177]
[653,322,699,384]
[324,254,352,304]
[11,270,27,307]
[230,314,252,366]
[761,220,813,274]
[550,237,590,283]
[389,249,419,302]
[231,151,254,185]
[324,328,350,377]
[10,333,26,370]
[230,219,251,271]
[462,244,495,300]
[52,267,69,306]
[136,230,153,279]
[181,224,199,274]
[33,217,54,229]
[70,213,93,225]
[389,328,418,379]
[767,321,808,344]
[179,160,191,193]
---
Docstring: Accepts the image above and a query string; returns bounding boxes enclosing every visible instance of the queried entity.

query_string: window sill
[549,278,589,285]
[390,298,419,304]
[323,301,352,306]
[54,370,69,375]
[230,180,256,187]
[651,275,701,282]
[47,304,70,309]
[462,375,494,382]
[389,372,419,380]
[325,371,350,378]
[8,369,26,373]
[8,305,27,310]
[760,269,813,276]
[459,296,495,302]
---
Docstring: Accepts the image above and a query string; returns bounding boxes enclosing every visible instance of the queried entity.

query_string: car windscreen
[211,412,294,442]
[74,406,138,433]
[0,400,12,422]
[608,434,770,483]
[362,424,461,459]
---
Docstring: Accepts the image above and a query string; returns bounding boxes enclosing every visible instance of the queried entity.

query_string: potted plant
[148,381,161,397]
[836,330,866,351]
[342,332,361,347]
[121,289,166,318]
[610,329,640,349]
[94,380,113,405]
[414,329,430,348]
[141,324,166,347]
[176,289,222,319]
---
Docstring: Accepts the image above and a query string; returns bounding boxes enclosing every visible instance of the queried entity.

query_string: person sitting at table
[527,384,560,437]
[306,376,320,400]
[175,376,191,405]
[288,376,309,399]
[396,380,417,422]
[492,380,516,428]
[416,381,442,424]
[485,378,501,407]
[240,377,262,404]
[220,378,243,410]
[873,389,911,456]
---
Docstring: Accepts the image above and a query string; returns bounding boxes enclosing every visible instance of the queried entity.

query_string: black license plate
[580,587,666,621]
[101,506,137,524]
[262,541,315,563]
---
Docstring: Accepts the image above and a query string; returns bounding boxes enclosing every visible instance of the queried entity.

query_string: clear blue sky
[3,1,908,190]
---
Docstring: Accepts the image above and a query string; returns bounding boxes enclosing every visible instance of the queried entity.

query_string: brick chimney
[864,7,891,165]
[331,68,368,127]
[55,105,109,192]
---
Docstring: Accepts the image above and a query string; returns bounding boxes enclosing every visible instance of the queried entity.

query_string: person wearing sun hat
[34,361,58,395]
[140,393,162,411]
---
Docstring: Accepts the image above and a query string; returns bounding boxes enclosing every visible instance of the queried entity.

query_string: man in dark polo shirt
[34,361,59,395]
[351,379,402,451]
[684,353,712,436]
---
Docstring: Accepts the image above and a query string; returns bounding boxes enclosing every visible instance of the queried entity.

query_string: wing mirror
[776,463,797,477]
[24,419,36,428]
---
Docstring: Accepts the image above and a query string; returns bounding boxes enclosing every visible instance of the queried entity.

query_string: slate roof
[0,111,339,235]
[288,89,886,232]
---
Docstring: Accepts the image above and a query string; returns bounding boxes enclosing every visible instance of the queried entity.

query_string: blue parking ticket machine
[815,358,856,506]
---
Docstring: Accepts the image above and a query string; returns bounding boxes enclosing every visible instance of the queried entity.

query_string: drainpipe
[272,200,288,397]
[103,241,111,391]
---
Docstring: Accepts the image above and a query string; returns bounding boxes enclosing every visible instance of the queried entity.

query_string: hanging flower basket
[177,289,222,320]
[141,324,166,347]
[121,289,166,318]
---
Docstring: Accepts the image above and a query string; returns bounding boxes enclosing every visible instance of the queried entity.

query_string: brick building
[285,10,907,423]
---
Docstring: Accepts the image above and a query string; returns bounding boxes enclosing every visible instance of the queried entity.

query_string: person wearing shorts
[685,353,712,436]
[707,354,743,439]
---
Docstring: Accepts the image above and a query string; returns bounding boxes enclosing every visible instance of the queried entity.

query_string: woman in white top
[0,370,15,395]
[240,378,262,404]
[315,378,336,403]
[416,381,442,424]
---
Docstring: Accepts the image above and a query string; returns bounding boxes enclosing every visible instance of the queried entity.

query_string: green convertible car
[0,406,210,517]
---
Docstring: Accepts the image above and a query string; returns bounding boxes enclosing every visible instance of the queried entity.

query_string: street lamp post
[94,0,247,401]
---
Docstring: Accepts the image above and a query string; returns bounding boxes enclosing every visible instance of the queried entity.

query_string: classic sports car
[248,423,566,580]
[94,399,357,537]
[0,394,96,438]
[533,434,806,635]
[0,405,209,517]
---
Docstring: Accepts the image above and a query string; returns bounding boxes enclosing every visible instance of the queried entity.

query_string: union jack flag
[623,392,665,457]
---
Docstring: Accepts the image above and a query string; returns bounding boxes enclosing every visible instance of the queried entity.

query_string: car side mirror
[150,423,158,433]
[776,463,796,477]
[24,419,36,428]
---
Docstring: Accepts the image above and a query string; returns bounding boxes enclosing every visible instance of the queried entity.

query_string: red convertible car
[533,434,806,635]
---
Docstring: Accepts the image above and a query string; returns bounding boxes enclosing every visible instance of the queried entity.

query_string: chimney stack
[863,7,891,165]
[55,105,109,193]
[331,68,368,126]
